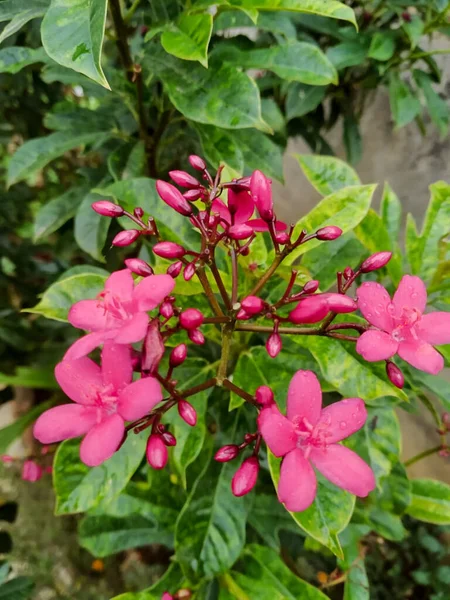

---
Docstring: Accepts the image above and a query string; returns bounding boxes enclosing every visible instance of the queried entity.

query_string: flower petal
[310,444,375,497]
[392,274,427,313]
[287,370,322,425]
[105,269,134,302]
[356,281,394,332]
[55,357,102,405]
[68,300,107,332]
[79,413,125,467]
[246,219,287,232]
[416,312,450,345]
[398,339,444,374]
[211,198,231,225]
[117,376,163,421]
[101,343,133,391]
[231,190,255,224]
[64,331,107,360]
[319,398,367,443]
[356,330,398,362]
[133,274,176,312]
[278,448,317,512]
[257,405,297,457]
[34,404,98,444]
[113,312,149,344]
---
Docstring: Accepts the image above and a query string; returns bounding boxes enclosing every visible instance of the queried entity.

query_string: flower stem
[230,246,239,305]
[404,445,443,467]
[248,248,289,297]
[217,324,234,383]
[223,379,258,406]
[210,260,232,310]
[196,266,224,317]
[183,377,217,398]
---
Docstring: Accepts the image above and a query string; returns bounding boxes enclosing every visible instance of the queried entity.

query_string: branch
[196,266,224,317]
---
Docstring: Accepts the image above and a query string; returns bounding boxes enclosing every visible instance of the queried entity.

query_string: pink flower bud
[189,155,206,171]
[214,445,240,462]
[1,455,13,463]
[237,309,251,320]
[169,170,200,189]
[92,200,124,217]
[360,251,392,273]
[170,344,188,367]
[167,261,183,278]
[303,280,320,294]
[316,226,342,241]
[386,362,404,389]
[142,320,164,374]
[159,301,174,319]
[250,170,273,221]
[241,296,265,316]
[322,293,357,313]
[275,232,290,244]
[184,188,203,201]
[343,267,354,280]
[131,350,141,371]
[124,258,154,277]
[232,456,259,497]
[21,460,43,482]
[161,431,177,446]
[162,593,173,600]
[180,308,204,330]
[153,241,186,259]
[178,399,197,426]
[146,435,168,469]
[183,263,196,281]
[134,207,144,218]
[188,329,205,345]
[112,229,141,247]
[266,332,282,358]
[289,296,329,324]
[156,181,193,216]
[255,385,274,407]
[228,224,254,240]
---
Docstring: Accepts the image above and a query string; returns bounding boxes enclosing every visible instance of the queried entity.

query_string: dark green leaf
[406,478,450,524]
[0,400,54,455]
[0,367,58,390]
[414,69,449,137]
[380,182,402,247]
[0,576,34,600]
[0,47,48,74]
[340,525,370,600]
[230,128,284,182]
[261,98,285,134]
[248,494,303,549]
[402,15,424,49]
[327,42,368,70]
[368,33,395,61]
[285,83,325,120]
[194,124,244,174]
[74,189,111,262]
[111,563,185,600]
[388,73,421,128]
[343,114,362,166]
[161,13,213,67]
[34,185,89,241]
[297,154,360,195]
[0,0,48,44]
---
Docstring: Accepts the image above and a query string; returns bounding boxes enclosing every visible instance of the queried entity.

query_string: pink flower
[356,275,450,375]
[66,269,175,359]
[258,370,375,512]
[22,460,43,482]
[289,293,357,324]
[34,343,163,466]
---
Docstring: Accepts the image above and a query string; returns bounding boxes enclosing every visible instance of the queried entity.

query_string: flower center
[93,383,118,418]
[391,306,421,343]
[292,415,332,458]
[97,291,133,323]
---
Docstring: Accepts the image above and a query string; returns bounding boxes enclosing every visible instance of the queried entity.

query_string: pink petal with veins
[287,370,322,424]
[356,330,398,362]
[278,449,317,512]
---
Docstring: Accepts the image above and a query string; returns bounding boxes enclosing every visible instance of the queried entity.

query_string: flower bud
[183,188,203,201]
[343,267,354,280]
[153,241,186,259]
[289,296,329,324]
[1,455,13,463]
[360,251,392,273]
[255,385,274,407]
[316,226,342,240]
[134,207,144,218]
[188,329,205,345]
[183,263,196,281]
[162,593,173,600]
[180,308,204,330]
[124,258,154,277]
[236,309,251,320]
[161,431,177,446]
[159,301,174,319]
[250,170,273,221]
[156,181,193,216]
[131,350,141,371]
[146,434,168,469]
[231,456,259,497]
[178,399,197,426]
[228,224,254,240]
[303,280,320,294]
[214,445,240,462]
[170,344,187,367]
[92,200,124,217]
[169,170,200,189]
[241,296,265,316]
[167,261,183,278]
[386,362,404,389]
[112,229,141,247]
[189,155,206,171]
[141,320,164,374]
[275,232,290,244]
[322,293,357,313]
[266,332,282,358]
[21,460,43,482]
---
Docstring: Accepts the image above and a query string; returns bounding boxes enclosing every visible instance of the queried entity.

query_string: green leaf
[285,83,325,120]
[414,69,449,137]
[0,400,53,455]
[0,47,48,74]
[340,525,370,600]
[257,11,297,38]
[41,0,109,89]
[7,131,107,187]
[248,494,303,549]
[286,184,375,263]
[0,576,34,600]
[230,129,284,182]
[145,44,269,132]
[74,189,111,262]
[34,185,89,241]
[368,33,395,61]
[111,563,185,600]
[0,367,58,390]
[402,15,424,49]
[327,42,368,70]
[268,452,354,558]
[194,124,244,174]
[380,182,402,247]
[388,73,421,129]
[406,478,450,525]
[261,98,285,134]
[24,272,107,322]
[297,154,360,196]
[53,434,147,515]
[175,458,250,579]
[292,336,407,404]
[343,114,362,166]
[161,13,213,67]
[405,212,420,274]
[0,0,49,45]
